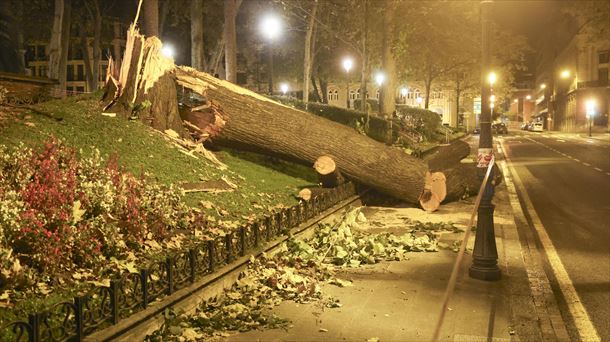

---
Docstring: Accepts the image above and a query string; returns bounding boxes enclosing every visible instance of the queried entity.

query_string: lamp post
[260,15,282,95]
[343,57,353,109]
[469,0,501,282]
[375,72,385,115]
[586,99,596,137]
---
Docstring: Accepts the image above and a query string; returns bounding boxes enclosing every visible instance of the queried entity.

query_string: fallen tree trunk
[174,67,427,204]
[424,139,470,172]
[102,26,492,207]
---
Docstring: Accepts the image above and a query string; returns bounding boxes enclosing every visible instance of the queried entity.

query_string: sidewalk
[225,178,555,341]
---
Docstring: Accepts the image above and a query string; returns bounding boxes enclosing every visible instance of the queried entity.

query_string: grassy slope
[0,94,320,326]
[0,94,317,222]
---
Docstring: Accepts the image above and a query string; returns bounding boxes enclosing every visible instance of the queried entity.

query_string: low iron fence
[1,182,357,342]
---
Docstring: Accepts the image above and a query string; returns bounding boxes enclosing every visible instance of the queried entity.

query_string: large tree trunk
[380,0,396,116]
[175,67,427,203]
[191,0,205,71]
[142,0,159,37]
[424,140,470,172]
[223,0,237,83]
[91,3,101,91]
[48,0,71,96]
[360,0,368,116]
[424,76,432,109]
[302,1,317,105]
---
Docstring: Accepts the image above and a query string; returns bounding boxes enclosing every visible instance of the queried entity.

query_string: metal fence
[1,182,357,342]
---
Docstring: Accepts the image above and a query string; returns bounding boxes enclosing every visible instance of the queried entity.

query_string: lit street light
[260,14,282,95]
[161,44,175,59]
[280,83,289,96]
[488,72,497,86]
[586,99,596,137]
[560,69,571,79]
[525,95,531,100]
[540,83,546,89]
[343,57,353,109]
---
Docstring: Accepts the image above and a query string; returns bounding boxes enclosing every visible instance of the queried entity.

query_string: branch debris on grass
[148,207,461,341]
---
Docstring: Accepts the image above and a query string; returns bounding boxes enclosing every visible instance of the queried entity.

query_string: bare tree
[142,0,159,37]
[302,0,318,105]
[48,0,71,96]
[224,0,237,83]
[190,0,205,70]
[380,0,396,116]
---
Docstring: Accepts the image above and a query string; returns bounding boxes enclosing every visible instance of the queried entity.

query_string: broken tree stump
[424,139,471,172]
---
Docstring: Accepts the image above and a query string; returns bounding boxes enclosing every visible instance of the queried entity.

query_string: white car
[531,122,544,132]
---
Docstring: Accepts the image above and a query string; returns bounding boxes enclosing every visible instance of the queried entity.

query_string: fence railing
[0,182,357,342]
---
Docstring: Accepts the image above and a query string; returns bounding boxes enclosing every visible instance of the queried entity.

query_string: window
[36,45,45,59]
[328,89,339,101]
[599,68,608,84]
[599,51,609,64]
[77,65,84,81]
[38,66,48,77]
[349,90,357,100]
[67,65,74,81]
[76,86,85,93]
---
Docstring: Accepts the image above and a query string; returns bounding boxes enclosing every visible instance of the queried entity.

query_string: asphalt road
[501,130,610,341]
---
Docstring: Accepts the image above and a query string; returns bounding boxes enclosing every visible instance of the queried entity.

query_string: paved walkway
[225,175,558,341]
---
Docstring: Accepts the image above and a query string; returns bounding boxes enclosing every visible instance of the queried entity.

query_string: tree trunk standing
[267,45,274,94]
[320,77,328,103]
[91,4,101,90]
[360,0,368,117]
[302,1,318,106]
[380,0,396,116]
[79,24,94,89]
[424,76,432,109]
[191,0,205,71]
[223,0,237,83]
[454,77,461,127]
[310,73,321,102]
[175,68,428,204]
[142,0,159,37]
[48,0,65,80]
[158,0,168,37]
[57,0,71,96]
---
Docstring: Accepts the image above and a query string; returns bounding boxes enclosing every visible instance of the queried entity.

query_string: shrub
[0,139,191,288]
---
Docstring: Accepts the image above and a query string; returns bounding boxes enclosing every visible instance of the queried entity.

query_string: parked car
[531,122,544,132]
[492,122,508,134]
[520,122,531,130]
[473,127,480,134]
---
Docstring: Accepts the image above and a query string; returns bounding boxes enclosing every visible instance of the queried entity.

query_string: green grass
[0,93,317,221]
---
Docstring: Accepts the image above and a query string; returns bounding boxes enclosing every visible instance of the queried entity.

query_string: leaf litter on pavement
[146,207,461,341]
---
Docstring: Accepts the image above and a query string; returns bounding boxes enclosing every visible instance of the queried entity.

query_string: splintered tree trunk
[103,26,183,135]
[174,67,426,203]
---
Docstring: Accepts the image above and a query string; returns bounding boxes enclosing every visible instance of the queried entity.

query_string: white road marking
[557,139,565,142]
[500,140,601,342]
[594,167,602,172]
[582,162,590,166]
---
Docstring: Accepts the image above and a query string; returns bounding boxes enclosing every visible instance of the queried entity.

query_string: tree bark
[424,76,432,109]
[174,67,428,204]
[302,1,317,105]
[223,0,237,83]
[48,0,71,95]
[360,0,368,115]
[380,0,396,116]
[424,139,470,172]
[191,0,205,71]
[143,0,159,37]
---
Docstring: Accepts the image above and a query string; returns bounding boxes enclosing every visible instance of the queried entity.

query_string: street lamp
[560,69,571,79]
[525,95,531,100]
[469,0,500,282]
[540,83,546,90]
[586,99,596,137]
[161,44,175,59]
[400,87,408,104]
[260,14,282,94]
[375,72,385,114]
[280,83,289,96]
[487,72,497,86]
[343,57,353,109]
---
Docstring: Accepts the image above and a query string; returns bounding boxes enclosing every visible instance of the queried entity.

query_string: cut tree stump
[297,188,331,201]
[313,155,346,188]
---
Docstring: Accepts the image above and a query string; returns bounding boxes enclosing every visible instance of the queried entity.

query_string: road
[500,130,610,341]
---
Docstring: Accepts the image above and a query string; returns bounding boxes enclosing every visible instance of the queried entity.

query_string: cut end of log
[298,188,313,201]
[313,155,336,175]
[419,189,441,212]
